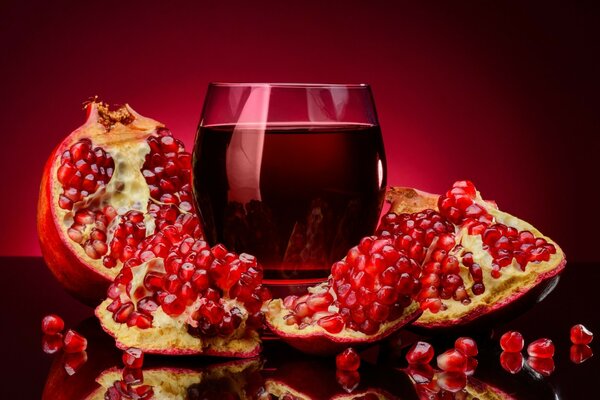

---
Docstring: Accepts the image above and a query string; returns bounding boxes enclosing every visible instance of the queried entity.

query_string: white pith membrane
[265,283,420,341]
[86,360,262,400]
[96,258,260,355]
[406,369,513,400]
[51,103,161,279]
[387,186,565,327]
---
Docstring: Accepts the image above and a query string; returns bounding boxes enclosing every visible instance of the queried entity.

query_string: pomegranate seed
[127,312,153,329]
[42,334,63,354]
[406,341,434,364]
[465,356,478,376]
[436,371,467,393]
[317,314,345,333]
[527,357,555,376]
[63,351,87,376]
[455,337,478,357]
[41,314,64,335]
[336,348,361,371]
[500,351,523,374]
[63,329,87,353]
[113,302,134,323]
[162,294,186,316]
[500,331,524,352]
[527,338,555,358]
[437,349,467,372]
[570,344,593,364]
[570,324,593,345]
[122,347,144,369]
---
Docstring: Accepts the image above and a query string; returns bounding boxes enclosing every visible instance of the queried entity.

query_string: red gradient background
[1,1,598,261]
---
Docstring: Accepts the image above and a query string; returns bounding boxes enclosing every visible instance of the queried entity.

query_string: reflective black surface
[2,257,599,399]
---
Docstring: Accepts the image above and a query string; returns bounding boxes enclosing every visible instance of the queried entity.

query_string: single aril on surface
[571,324,593,345]
[527,338,555,358]
[455,336,478,357]
[336,348,361,371]
[38,100,201,305]
[63,329,88,353]
[570,344,593,364]
[405,341,435,364]
[500,351,524,374]
[500,331,524,352]
[265,234,422,354]
[42,314,65,335]
[381,180,565,331]
[95,238,270,357]
[436,349,468,372]
[122,348,144,369]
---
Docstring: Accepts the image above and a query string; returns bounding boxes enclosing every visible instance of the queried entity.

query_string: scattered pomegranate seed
[336,370,360,393]
[527,338,555,358]
[336,348,361,371]
[436,371,467,393]
[437,349,468,372]
[406,341,435,364]
[465,357,478,376]
[570,344,593,364]
[500,351,523,374]
[500,331,524,352]
[63,329,87,353]
[41,314,65,335]
[571,324,593,345]
[122,347,144,369]
[527,357,555,376]
[42,334,63,354]
[454,337,478,357]
[63,351,87,376]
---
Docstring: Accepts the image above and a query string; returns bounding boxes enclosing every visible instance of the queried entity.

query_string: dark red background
[1,1,598,261]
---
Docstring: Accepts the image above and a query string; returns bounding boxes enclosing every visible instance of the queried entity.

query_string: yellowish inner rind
[387,187,565,325]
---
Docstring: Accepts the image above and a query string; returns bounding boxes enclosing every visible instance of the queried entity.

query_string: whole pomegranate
[38,100,201,305]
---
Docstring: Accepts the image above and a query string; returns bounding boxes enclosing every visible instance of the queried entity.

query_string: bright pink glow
[0,2,597,261]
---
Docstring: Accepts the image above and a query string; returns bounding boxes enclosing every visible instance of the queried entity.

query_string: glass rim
[208,82,370,89]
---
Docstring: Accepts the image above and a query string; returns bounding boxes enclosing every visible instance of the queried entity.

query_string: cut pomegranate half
[382,181,566,331]
[38,100,201,305]
[95,236,270,357]
[265,235,422,354]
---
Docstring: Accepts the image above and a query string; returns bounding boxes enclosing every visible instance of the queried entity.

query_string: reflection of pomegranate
[38,100,200,305]
[383,181,565,331]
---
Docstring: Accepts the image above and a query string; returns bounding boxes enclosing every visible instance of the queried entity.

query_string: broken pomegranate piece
[383,181,566,331]
[95,236,269,357]
[38,100,201,305]
[265,235,422,354]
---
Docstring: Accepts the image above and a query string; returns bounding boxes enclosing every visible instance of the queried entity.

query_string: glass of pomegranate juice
[193,83,387,296]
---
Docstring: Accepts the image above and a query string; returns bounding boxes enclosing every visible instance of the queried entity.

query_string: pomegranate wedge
[38,100,201,305]
[382,181,566,331]
[265,229,423,354]
[95,236,270,357]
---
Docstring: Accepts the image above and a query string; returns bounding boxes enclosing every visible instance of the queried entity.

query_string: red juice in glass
[192,84,386,295]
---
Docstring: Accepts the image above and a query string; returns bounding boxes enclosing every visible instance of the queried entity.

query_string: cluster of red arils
[41,314,88,376]
[499,324,594,376]
[405,337,478,396]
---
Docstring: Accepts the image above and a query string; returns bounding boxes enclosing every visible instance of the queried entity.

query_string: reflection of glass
[193,83,386,291]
